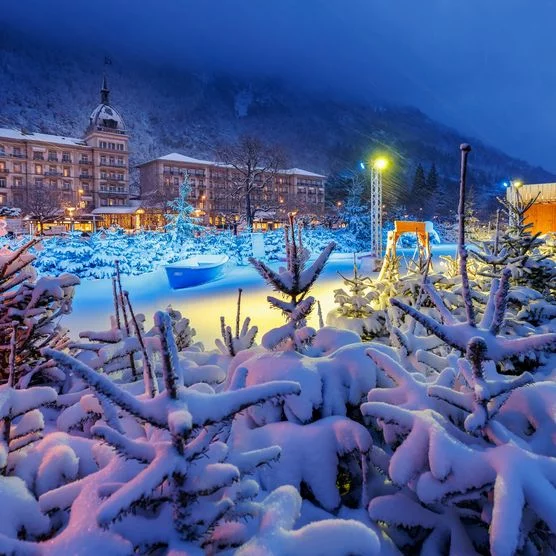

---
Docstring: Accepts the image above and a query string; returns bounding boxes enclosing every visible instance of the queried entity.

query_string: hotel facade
[137,153,326,230]
[0,77,132,231]
[0,80,326,231]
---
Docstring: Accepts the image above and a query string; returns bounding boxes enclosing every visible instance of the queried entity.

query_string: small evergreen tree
[333,257,374,318]
[341,174,372,250]
[249,213,335,350]
[410,163,427,214]
[165,173,199,244]
[0,241,78,388]
[424,163,438,218]
[215,288,258,356]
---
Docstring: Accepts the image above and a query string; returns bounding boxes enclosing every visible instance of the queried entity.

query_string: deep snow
[65,245,459,346]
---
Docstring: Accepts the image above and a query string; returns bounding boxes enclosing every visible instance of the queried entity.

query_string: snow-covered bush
[0,240,78,388]
[327,259,386,340]
[215,288,258,356]
[250,214,335,351]
[41,310,301,553]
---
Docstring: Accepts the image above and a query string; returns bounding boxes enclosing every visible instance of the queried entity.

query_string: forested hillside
[1,27,553,216]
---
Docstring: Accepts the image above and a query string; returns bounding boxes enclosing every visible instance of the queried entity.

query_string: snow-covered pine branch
[215,288,258,356]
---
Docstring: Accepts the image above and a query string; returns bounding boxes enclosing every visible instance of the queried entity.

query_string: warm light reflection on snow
[66,247,458,346]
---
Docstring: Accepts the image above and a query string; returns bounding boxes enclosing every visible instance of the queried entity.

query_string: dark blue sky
[3,0,556,171]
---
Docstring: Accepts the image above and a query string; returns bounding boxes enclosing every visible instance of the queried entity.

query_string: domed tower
[84,76,130,211]
[87,75,127,135]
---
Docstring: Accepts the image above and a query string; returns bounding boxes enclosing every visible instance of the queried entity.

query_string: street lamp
[135,208,145,230]
[369,157,389,258]
[373,158,388,171]
[506,179,524,227]
[66,206,75,232]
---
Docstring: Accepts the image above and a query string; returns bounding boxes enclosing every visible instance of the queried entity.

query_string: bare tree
[18,184,64,234]
[141,185,177,230]
[215,135,286,230]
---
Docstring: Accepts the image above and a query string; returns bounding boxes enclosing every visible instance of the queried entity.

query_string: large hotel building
[0,80,325,231]
[0,78,131,229]
[138,154,326,229]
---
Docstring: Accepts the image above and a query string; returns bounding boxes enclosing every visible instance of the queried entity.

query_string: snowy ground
[65,244,459,345]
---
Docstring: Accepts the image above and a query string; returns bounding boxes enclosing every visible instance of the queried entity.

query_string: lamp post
[66,206,75,232]
[370,157,388,258]
[505,179,523,227]
[135,208,145,230]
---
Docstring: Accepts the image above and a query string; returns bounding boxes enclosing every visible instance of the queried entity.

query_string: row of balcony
[163,170,206,176]
[99,189,128,196]
[100,161,126,168]
[0,152,25,158]
[2,153,130,169]
[28,172,125,181]
[0,152,98,164]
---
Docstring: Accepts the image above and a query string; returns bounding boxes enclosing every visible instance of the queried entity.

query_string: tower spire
[100,74,110,105]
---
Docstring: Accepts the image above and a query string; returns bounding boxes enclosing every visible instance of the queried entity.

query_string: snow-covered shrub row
[3,219,461,281]
[264,227,360,261]
[27,228,254,279]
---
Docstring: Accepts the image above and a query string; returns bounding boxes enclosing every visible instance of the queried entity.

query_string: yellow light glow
[513,180,523,188]
[373,158,388,171]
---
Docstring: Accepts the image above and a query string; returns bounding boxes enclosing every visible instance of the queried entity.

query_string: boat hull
[165,255,229,289]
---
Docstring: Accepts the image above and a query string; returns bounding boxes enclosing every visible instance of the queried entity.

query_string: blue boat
[165,255,229,289]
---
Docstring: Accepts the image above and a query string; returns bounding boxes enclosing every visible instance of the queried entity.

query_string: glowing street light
[373,157,388,171]
[369,157,390,258]
[506,179,524,227]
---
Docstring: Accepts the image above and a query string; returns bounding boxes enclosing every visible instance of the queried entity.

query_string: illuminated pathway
[65,245,458,346]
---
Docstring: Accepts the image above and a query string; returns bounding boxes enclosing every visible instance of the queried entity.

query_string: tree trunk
[245,188,253,231]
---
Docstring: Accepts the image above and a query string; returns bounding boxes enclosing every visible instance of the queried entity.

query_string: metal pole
[370,167,382,258]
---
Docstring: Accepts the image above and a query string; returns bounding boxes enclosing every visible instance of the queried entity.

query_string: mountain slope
[1,28,553,216]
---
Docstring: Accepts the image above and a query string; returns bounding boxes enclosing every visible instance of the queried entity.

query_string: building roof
[137,153,326,178]
[137,152,215,167]
[0,127,87,147]
[517,183,556,203]
[87,76,126,135]
[91,207,141,215]
[88,104,126,134]
[284,168,326,178]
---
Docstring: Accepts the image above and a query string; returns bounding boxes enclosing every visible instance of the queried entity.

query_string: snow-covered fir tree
[165,173,200,245]
[326,257,387,340]
[341,173,372,250]
[0,240,78,388]
[250,213,335,350]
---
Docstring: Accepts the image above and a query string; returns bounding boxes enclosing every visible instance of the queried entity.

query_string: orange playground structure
[378,220,432,281]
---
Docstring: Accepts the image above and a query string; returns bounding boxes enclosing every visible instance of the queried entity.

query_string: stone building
[0,77,132,230]
[137,152,326,230]
[0,78,327,232]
